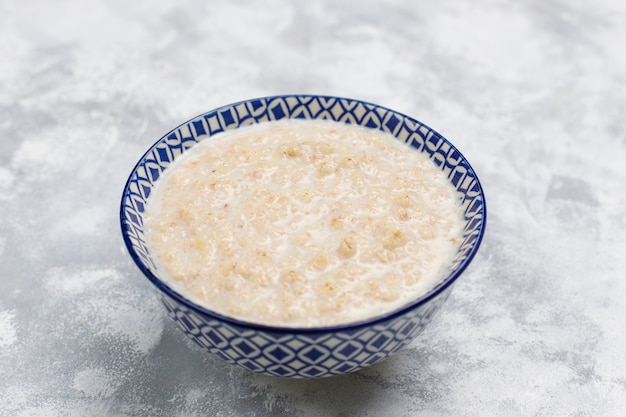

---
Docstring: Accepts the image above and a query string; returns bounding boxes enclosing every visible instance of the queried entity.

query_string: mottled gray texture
[1,0,625,416]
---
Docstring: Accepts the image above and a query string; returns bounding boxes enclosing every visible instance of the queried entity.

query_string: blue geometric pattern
[159,285,454,378]
[120,95,487,378]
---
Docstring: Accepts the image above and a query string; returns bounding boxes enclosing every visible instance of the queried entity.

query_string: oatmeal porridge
[144,119,464,327]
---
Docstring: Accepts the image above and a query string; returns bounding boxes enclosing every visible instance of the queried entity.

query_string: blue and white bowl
[120,95,487,378]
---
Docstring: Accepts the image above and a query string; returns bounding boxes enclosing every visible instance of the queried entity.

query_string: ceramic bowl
[120,95,486,378]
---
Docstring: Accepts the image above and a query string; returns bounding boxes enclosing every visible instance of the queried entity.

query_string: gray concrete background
[1,0,625,415]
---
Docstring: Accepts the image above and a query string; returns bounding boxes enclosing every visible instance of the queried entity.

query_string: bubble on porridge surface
[0,310,17,348]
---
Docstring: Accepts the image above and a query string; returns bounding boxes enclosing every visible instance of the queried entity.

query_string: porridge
[144,119,464,327]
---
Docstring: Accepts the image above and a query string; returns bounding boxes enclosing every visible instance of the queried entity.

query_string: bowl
[120,95,486,378]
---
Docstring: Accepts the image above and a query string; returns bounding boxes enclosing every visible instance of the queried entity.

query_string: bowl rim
[120,94,487,334]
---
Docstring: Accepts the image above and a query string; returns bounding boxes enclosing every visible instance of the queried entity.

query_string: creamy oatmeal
[144,119,464,327]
